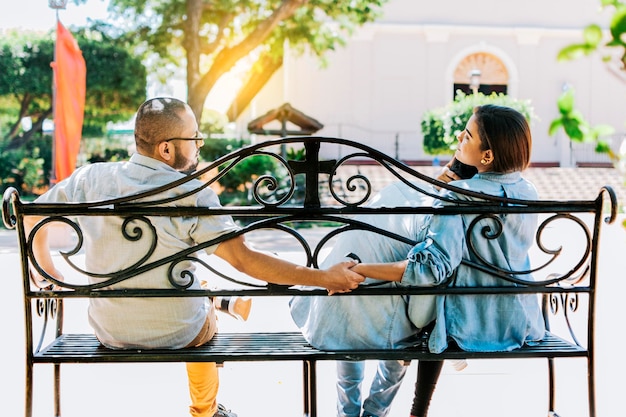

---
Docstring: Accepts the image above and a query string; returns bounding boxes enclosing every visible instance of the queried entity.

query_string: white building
[235,0,626,166]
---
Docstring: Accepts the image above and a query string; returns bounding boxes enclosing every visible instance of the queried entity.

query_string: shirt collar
[474,171,522,184]
[129,153,179,173]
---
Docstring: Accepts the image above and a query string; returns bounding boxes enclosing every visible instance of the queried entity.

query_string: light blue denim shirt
[36,153,239,349]
[402,171,546,353]
[290,172,545,353]
[290,181,435,350]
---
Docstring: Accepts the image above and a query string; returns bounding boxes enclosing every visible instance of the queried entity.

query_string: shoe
[449,359,467,371]
[213,403,237,417]
[214,296,252,321]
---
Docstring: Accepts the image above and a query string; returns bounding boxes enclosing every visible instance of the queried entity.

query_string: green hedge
[0,135,52,196]
[421,91,536,156]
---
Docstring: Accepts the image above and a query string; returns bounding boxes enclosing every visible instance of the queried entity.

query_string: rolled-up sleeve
[401,212,464,286]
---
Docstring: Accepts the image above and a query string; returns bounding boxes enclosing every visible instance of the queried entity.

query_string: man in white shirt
[26,97,363,417]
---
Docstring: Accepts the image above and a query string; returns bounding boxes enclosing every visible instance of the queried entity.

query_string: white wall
[238,0,626,165]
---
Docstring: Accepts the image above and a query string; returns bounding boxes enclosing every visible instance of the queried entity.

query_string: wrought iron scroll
[2,187,18,229]
[98,137,505,209]
[34,297,59,353]
[249,151,298,207]
[27,264,61,354]
[327,153,373,207]
[601,185,619,225]
[548,289,583,346]
[464,213,593,287]
[26,215,161,290]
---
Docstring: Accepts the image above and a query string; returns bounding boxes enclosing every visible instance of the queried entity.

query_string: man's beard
[173,151,199,175]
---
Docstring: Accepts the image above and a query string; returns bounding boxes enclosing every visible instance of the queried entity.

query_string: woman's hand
[325,260,364,295]
[436,159,461,184]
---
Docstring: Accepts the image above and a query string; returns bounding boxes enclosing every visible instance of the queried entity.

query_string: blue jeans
[336,360,408,417]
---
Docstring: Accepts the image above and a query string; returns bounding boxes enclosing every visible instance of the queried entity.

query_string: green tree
[0,29,146,149]
[550,0,625,159]
[0,32,55,148]
[0,134,52,195]
[93,0,388,122]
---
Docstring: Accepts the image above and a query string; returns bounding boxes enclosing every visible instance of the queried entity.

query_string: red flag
[50,20,86,183]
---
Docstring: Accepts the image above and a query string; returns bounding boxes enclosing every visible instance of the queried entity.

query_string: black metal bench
[2,137,617,417]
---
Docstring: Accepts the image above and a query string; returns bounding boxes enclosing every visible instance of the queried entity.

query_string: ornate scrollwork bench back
[2,136,618,417]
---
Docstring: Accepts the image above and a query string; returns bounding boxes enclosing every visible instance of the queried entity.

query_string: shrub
[199,137,250,163]
[0,135,52,196]
[421,91,536,155]
[217,154,284,205]
[87,148,130,163]
[82,134,133,163]
[200,139,309,206]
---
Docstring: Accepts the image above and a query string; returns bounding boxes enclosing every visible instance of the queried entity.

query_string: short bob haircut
[473,104,532,173]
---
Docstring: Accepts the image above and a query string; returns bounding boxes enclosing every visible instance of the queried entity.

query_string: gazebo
[247,103,328,206]
[247,103,323,137]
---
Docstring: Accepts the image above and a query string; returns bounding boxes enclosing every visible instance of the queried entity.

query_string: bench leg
[54,363,61,416]
[546,357,568,417]
[547,356,596,417]
[303,360,317,417]
[25,361,33,417]
[587,356,596,417]
[54,298,64,416]
[547,357,556,415]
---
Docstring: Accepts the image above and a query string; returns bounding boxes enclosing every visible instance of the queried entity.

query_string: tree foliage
[421,91,536,156]
[548,88,614,154]
[0,32,56,147]
[77,31,148,135]
[97,0,388,121]
[0,29,146,148]
[0,134,53,196]
[551,0,626,159]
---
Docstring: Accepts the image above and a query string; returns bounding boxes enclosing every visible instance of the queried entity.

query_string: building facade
[233,0,626,166]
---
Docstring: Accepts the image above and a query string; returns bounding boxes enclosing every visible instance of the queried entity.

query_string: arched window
[453,52,509,97]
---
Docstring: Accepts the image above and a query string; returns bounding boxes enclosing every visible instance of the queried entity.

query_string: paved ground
[523,166,626,203]
[348,165,626,204]
[1,166,625,417]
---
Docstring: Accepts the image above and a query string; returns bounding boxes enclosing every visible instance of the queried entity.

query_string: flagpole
[48,0,68,186]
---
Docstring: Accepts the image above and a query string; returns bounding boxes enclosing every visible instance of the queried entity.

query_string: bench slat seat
[35,331,586,364]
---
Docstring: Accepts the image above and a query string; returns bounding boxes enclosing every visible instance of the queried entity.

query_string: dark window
[453,84,508,97]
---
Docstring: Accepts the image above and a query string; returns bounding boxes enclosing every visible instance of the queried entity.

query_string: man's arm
[213,235,364,292]
[23,216,65,284]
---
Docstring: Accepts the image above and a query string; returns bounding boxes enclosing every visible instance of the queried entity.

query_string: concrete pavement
[345,165,626,204]
[1,166,626,417]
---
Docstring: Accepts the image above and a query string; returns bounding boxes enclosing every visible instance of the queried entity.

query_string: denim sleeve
[401,210,464,286]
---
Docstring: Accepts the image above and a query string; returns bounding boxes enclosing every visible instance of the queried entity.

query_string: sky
[1,0,109,32]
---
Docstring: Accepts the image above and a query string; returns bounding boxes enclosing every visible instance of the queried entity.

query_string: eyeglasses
[162,131,205,145]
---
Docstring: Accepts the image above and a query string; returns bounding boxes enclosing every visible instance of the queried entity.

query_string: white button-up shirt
[36,153,239,349]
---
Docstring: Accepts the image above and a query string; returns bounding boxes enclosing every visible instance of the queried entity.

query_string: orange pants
[185,312,219,417]
[186,362,219,417]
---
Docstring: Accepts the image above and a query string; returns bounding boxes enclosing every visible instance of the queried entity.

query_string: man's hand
[30,266,65,290]
[24,216,64,289]
[215,236,365,291]
[324,260,365,295]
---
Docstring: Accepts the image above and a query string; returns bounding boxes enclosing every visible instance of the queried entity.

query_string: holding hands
[324,259,364,295]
